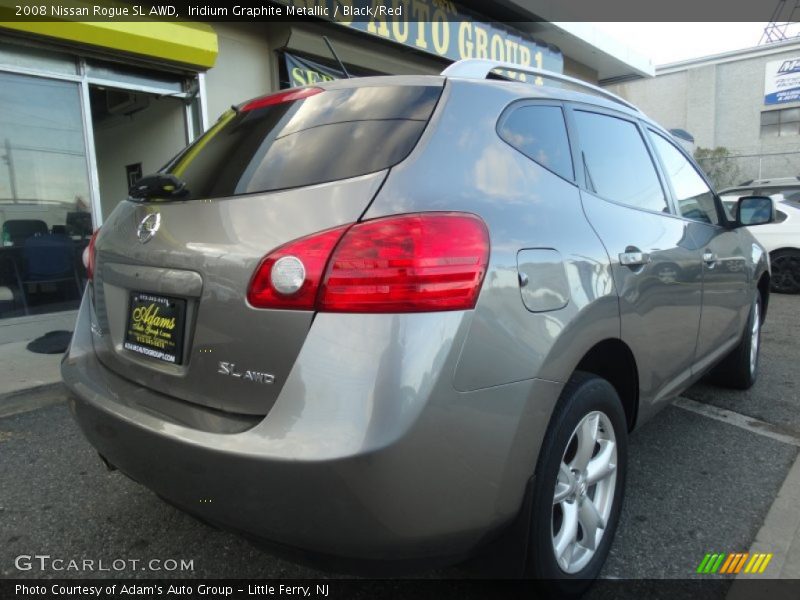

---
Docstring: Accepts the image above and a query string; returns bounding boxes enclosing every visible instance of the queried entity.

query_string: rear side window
[164,85,442,200]
[498,105,574,181]
[573,111,667,213]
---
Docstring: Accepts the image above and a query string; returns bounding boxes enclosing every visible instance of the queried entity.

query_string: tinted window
[498,105,574,180]
[161,85,442,200]
[649,131,719,225]
[573,111,667,212]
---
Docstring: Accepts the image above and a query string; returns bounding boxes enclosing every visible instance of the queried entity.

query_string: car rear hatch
[90,77,444,416]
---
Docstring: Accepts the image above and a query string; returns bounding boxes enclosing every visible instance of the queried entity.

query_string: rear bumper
[62,293,563,563]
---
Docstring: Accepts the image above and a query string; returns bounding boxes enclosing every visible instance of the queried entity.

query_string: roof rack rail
[441,59,640,113]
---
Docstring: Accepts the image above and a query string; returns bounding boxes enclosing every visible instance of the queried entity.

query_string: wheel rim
[551,411,618,574]
[750,298,760,376]
[771,254,800,293]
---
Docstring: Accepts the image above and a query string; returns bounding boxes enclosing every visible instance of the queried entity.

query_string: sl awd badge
[218,362,275,385]
[137,212,161,244]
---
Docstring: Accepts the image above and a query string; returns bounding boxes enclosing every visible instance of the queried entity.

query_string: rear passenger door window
[648,131,721,225]
[498,104,574,181]
[572,110,668,213]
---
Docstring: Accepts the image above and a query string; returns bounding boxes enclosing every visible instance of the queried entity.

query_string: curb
[727,449,800,596]
[0,382,67,418]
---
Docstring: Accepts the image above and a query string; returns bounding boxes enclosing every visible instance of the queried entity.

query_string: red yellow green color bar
[697,552,773,574]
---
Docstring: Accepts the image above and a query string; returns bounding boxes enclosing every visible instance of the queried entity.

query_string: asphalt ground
[1,295,798,583]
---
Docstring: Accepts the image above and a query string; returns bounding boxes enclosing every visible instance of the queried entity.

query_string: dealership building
[605,38,800,188]
[0,1,651,338]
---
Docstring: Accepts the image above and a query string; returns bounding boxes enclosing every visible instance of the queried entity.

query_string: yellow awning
[0,20,217,70]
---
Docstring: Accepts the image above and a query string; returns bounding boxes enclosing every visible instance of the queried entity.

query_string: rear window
[163,85,442,200]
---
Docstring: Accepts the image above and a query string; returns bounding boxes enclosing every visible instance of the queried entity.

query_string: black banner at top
[0,0,788,22]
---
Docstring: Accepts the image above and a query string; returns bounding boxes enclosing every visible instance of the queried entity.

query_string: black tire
[710,291,762,390]
[770,249,800,294]
[524,372,628,596]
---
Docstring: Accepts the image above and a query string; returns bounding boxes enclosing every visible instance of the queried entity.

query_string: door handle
[619,251,651,267]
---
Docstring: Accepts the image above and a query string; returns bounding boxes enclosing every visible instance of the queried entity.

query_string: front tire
[711,291,762,390]
[525,372,628,595]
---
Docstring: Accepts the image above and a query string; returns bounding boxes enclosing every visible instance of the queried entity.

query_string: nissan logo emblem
[137,213,161,244]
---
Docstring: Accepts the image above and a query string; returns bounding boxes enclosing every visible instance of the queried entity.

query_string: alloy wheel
[750,298,760,376]
[771,254,800,294]
[551,411,618,574]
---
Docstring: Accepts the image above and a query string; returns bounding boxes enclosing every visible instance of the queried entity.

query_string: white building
[606,39,800,188]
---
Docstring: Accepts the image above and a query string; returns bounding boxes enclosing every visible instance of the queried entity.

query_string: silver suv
[62,59,772,591]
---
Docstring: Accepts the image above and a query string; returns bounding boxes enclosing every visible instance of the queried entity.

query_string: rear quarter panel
[364,79,620,392]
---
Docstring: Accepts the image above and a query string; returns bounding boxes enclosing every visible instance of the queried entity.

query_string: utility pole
[3,138,18,202]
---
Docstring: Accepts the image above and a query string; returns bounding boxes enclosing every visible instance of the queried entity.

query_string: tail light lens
[84,229,100,281]
[320,213,490,312]
[247,225,349,310]
[247,213,490,313]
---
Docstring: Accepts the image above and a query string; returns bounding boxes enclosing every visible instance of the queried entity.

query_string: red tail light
[247,213,490,313]
[241,87,323,112]
[247,225,349,310]
[84,229,100,281]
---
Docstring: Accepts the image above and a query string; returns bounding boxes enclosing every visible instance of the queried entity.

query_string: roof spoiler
[441,58,640,113]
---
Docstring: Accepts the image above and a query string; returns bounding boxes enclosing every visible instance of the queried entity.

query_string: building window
[761,108,800,137]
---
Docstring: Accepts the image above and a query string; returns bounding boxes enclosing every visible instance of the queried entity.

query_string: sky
[595,22,781,66]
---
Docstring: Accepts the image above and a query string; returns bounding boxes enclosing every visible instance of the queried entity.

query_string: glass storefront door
[0,43,203,326]
[0,71,92,318]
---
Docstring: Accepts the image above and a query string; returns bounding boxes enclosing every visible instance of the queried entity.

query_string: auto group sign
[280,0,563,77]
[764,56,800,105]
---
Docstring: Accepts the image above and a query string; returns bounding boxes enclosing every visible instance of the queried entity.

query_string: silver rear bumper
[62,293,563,561]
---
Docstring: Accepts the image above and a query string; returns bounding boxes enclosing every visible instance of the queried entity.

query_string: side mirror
[128,173,187,201]
[735,196,773,227]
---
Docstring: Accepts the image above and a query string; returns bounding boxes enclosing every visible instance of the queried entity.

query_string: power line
[760,0,800,44]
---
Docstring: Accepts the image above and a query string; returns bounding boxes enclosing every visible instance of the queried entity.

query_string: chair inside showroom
[2,219,48,246]
[66,211,93,240]
[0,252,28,316]
[21,233,83,306]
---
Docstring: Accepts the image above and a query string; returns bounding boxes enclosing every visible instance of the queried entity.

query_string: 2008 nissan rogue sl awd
[62,59,773,590]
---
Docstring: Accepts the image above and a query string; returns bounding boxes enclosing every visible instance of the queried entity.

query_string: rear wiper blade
[128,173,188,201]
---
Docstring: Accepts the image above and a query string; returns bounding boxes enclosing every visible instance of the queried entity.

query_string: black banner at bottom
[3,579,800,600]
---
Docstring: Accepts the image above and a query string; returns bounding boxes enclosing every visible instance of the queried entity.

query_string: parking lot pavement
[600,405,796,579]
[1,295,799,581]
[683,294,800,435]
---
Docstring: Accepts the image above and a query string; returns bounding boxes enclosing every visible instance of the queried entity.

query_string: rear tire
[770,249,800,294]
[524,372,628,596]
[711,291,762,390]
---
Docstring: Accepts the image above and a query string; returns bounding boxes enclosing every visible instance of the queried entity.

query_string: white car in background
[719,177,800,294]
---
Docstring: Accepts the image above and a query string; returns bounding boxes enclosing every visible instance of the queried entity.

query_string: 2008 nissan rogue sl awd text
[62,59,774,591]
